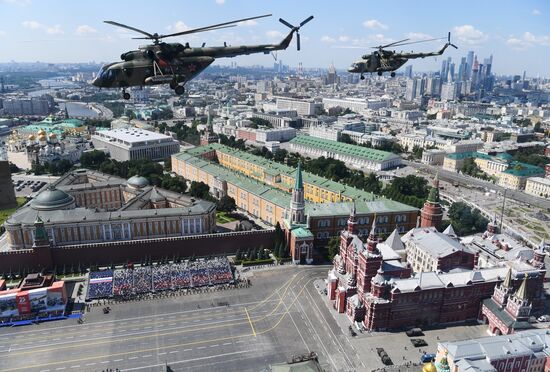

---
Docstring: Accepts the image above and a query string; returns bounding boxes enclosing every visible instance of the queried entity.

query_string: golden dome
[28,134,36,141]
[38,134,46,141]
[48,133,57,139]
[423,362,437,372]
[37,129,46,135]
[8,139,15,144]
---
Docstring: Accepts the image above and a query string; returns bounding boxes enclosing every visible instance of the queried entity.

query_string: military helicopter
[347,32,458,79]
[92,14,313,99]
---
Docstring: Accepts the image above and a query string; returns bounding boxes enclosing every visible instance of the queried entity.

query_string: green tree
[326,236,340,261]
[80,150,108,169]
[447,202,489,236]
[161,175,188,193]
[217,195,236,212]
[189,181,210,199]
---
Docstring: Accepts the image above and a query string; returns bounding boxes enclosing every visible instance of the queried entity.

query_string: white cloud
[166,21,190,33]
[405,32,435,40]
[238,20,257,26]
[532,9,541,16]
[76,25,97,36]
[22,20,63,35]
[266,30,283,39]
[22,20,41,30]
[338,35,350,42]
[321,35,336,43]
[507,31,550,49]
[362,19,388,30]
[215,0,225,4]
[452,25,487,45]
[46,25,63,35]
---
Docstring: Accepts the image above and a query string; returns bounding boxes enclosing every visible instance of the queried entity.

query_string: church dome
[37,129,46,135]
[423,362,437,372]
[28,134,36,141]
[127,175,149,189]
[31,186,75,211]
[38,134,47,141]
[48,133,57,139]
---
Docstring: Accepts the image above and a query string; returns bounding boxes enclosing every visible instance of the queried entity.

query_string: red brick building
[326,187,546,331]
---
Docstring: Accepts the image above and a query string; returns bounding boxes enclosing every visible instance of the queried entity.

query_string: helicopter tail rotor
[279,15,314,50]
[447,32,458,49]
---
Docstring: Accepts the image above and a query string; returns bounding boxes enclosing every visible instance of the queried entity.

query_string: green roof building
[289,135,402,171]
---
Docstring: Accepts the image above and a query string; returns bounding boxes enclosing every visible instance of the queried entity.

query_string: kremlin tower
[420,174,443,230]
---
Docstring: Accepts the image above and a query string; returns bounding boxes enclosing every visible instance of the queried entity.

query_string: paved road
[0,266,361,372]
[405,161,550,210]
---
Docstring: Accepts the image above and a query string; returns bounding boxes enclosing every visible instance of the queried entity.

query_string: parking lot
[10,174,58,198]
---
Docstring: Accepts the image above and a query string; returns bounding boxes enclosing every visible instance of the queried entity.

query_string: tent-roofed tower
[420,174,443,230]
[290,162,306,225]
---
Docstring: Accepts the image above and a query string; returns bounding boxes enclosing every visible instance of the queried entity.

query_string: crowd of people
[87,258,234,299]
[206,257,234,285]
[87,269,114,299]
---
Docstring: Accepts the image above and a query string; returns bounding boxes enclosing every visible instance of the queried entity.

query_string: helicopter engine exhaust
[121,51,145,61]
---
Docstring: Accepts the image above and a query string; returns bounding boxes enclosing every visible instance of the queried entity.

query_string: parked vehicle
[406,328,424,337]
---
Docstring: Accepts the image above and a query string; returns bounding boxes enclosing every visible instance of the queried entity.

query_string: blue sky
[0,0,549,76]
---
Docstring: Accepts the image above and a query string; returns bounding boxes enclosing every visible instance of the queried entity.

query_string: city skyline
[0,0,549,76]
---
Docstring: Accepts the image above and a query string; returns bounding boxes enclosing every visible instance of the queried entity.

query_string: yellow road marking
[0,273,319,372]
[244,307,256,337]
[3,272,300,350]
[4,272,306,358]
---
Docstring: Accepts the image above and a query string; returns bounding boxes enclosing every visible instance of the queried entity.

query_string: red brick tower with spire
[357,216,383,296]
[420,174,443,230]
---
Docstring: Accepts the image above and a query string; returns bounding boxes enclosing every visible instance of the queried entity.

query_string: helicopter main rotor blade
[386,37,447,48]
[371,38,410,49]
[104,20,154,38]
[160,14,272,39]
[131,24,238,40]
[297,33,301,50]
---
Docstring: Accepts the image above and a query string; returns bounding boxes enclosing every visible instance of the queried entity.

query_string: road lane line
[118,349,258,371]
[0,270,324,372]
[244,307,256,337]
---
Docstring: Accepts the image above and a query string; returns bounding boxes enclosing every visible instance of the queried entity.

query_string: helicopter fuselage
[348,55,408,74]
[92,31,295,94]
[348,42,454,76]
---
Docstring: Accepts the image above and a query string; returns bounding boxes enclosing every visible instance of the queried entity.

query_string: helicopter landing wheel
[123,92,130,100]
[169,80,177,89]
[360,75,365,80]
[377,71,383,76]
[390,72,396,78]
[174,85,185,95]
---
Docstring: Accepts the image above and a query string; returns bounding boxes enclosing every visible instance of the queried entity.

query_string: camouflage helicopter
[347,32,457,79]
[92,14,313,99]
